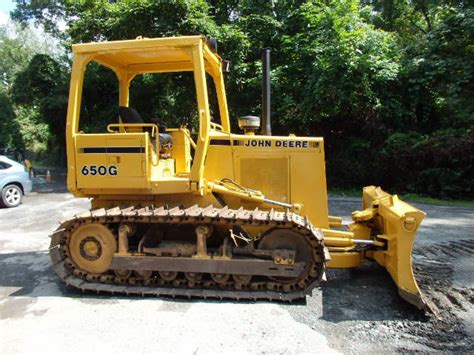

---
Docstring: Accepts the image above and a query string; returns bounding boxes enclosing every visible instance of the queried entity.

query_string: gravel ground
[0,188,472,354]
[289,196,474,353]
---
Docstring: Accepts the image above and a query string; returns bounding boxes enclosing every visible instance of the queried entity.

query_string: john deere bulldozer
[50,36,428,310]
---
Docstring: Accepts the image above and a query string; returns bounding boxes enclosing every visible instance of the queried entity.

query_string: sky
[0,1,67,31]
[0,0,16,25]
[0,0,64,58]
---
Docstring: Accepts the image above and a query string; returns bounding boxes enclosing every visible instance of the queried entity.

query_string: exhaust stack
[262,48,271,136]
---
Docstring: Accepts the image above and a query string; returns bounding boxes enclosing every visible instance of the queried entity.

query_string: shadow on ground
[0,251,289,307]
[0,251,57,297]
[321,264,425,323]
[1,249,423,321]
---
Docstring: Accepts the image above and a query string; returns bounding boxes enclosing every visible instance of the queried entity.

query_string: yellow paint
[64,36,427,308]
[362,186,426,300]
[327,252,364,268]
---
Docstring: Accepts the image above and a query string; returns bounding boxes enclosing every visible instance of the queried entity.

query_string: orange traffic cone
[46,170,52,184]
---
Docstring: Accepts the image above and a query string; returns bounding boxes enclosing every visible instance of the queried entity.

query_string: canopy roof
[72,36,222,75]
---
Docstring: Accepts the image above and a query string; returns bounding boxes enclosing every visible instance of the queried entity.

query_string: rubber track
[49,205,330,301]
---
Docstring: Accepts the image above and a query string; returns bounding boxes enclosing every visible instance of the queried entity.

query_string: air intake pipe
[262,48,272,136]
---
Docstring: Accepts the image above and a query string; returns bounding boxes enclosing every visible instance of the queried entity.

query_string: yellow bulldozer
[50,35,428,310]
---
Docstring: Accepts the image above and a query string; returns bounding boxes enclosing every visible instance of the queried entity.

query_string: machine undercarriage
[50,205,328,300]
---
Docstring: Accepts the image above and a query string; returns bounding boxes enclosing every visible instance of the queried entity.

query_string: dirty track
[50,205,327,301]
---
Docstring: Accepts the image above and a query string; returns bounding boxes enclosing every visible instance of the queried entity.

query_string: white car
[0,155,33,208]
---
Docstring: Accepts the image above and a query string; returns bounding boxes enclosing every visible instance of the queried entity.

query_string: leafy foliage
[0,21,56,89]
[4,0,473,197]
[0,91,22,148]
[0,19,63,161]
[11,54,69,162]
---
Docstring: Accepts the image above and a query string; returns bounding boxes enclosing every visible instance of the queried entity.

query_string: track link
[49,205,329,301]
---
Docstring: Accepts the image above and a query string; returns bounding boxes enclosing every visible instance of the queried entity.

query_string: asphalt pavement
[0,191,472,354]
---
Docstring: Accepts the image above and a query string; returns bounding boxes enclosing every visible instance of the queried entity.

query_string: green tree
[10,0,474,197]
[0,20,63,153]
[0,91,22,148]
[12,54,69,161]
[0,21,61,90]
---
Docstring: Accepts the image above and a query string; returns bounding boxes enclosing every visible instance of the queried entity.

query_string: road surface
[0,191,472,353]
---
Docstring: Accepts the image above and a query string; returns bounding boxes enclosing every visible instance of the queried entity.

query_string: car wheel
[1,184,23,208]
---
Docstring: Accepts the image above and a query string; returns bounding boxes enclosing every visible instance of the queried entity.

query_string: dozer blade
[360,186,431,312]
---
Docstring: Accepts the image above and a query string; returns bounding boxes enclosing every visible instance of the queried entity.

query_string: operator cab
[67,36,230,194]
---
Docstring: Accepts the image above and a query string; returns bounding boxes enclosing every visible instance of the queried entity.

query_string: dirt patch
[405,239,474,351]
[285,239,473,353]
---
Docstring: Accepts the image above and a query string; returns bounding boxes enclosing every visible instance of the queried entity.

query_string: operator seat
[119,106,172,147]
[119,106,143,124]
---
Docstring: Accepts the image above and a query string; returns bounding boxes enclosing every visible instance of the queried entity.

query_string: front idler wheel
[68,223,116,274]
